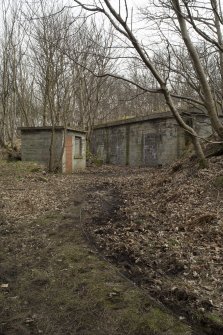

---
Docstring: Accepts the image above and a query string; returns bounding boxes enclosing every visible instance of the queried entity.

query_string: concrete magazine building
[20,126,86,173]
[91,111,213,167]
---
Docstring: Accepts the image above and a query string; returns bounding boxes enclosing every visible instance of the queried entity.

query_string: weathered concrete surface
[91,112,213,167]
[21,129,63,167]
[20,127,86,172]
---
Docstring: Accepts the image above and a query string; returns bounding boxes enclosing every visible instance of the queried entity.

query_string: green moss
[198,159,209,169]
[168,238,179,247]
[120,306,191,335]
[1,206,192,335]
[30,269,51,286]
[0,291,5,305]
[30,166,43,172]
[0,160,43,176]
[86,150,103,166]
[146,307,191,334]
[213,175,223,187]
[207,312,223,327]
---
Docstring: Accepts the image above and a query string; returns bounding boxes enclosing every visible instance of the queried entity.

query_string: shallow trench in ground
[1,162,222,335]
[0,192,193,335]
[82,184,223,335]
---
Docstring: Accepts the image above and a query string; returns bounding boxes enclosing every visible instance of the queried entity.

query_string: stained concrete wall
[20,128,86,172]
[67,130,86,171]
[21,129,63,167]
[127,118,185,166]
[191,115,212,138]
[91,113,213,167]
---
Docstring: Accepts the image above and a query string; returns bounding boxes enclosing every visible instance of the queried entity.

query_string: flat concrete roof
[93,109,211,129]
[18,126,86,134]
[94,112,174,129]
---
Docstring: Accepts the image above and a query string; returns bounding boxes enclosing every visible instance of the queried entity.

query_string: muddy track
[83,184,222,335]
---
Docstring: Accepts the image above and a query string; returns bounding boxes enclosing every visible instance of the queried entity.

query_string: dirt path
[1,161,223,334]
[0,184,191,335]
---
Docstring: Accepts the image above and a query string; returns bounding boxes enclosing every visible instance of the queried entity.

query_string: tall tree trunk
[172,0,223,138]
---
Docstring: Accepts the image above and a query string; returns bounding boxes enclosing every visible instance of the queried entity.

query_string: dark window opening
[74,136,82,158]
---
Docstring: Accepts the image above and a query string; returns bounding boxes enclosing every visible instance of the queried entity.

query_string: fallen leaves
[84,158,223,318]
[1,159,223,326]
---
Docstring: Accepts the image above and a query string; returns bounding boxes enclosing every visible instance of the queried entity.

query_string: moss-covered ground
[0,160,192,334]
[1,208,192,335]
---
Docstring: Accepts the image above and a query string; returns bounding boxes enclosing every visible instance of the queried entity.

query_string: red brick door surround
[65,135,73,173]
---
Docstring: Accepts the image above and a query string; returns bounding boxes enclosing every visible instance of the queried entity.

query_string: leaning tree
[72,0,223,167]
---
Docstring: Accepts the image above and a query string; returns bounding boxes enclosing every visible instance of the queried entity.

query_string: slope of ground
[0,161,191,335]
[83,158,223,334]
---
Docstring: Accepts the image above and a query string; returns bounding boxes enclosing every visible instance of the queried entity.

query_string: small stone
[179,316,185,320]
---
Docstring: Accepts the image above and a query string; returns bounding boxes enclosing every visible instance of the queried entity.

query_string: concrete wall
[21,128,86,172]
[21,129,63,168]
[191,115,213,138]
[91,114,213,167]
[127,118,185,166]
[67,130,86,171]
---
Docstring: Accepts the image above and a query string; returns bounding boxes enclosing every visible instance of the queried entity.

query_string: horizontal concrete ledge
[18,126,86,134]
[94,112,174,129]
[93,109,214,130]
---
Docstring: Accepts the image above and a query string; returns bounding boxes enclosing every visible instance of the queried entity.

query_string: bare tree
[64,19,117,140]
[2,0,222,168]
[24,0,117,169]
[72,0,223,167]
[25,0,75,170]
[0,0,25,147]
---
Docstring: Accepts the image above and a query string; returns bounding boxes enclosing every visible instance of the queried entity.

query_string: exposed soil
[0,158,223,334]
[0,160,192,335]
[82,159,223,335]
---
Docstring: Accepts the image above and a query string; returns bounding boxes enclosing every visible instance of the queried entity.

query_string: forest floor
[0,158,223,334]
